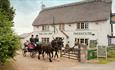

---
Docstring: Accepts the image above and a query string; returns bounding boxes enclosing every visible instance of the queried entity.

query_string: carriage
[22,38,64,62]
[22,42,37,58]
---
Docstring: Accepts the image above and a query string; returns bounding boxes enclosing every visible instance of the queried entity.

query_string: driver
[34,35,39,46]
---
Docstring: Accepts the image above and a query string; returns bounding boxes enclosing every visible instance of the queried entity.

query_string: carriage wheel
[30,51,36,58]
[22,50,26,57]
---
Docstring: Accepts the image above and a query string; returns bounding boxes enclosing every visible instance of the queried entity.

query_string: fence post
[80,44,87,63]
[78,47,81,62]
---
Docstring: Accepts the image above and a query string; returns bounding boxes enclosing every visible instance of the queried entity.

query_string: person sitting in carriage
[34,35,39,46]
[30,35,35,43]
[23,40,29,51]
[28,35,35,51]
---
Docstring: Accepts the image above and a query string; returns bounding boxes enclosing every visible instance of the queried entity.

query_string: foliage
[98,58,108,64]
[107,46,115,58]
[98,58,115,64]
[98,46,115,64]
[0,0,20,64]
[0,0,15,21]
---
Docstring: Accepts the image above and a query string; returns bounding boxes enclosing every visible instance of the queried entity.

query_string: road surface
[12,51,115,70]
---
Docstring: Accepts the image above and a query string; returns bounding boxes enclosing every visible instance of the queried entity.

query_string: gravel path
[12,51,115,70]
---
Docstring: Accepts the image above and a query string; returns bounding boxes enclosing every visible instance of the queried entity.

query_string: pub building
[32,0,112,48]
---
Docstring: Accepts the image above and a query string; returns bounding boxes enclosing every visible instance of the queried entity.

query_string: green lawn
[98,57,115,64]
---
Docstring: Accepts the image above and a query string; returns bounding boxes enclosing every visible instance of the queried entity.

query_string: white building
[32,0,112,48]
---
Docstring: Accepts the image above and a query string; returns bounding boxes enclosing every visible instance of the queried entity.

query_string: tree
[0,0,20,64]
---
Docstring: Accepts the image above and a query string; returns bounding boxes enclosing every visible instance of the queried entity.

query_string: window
[77,23,80,29]
[75,38,88,45]
[42,38,49,44]
[81,23,84,29]
[80,39,84,43]
[85,23,88,29]
[59,24,65,30]
[42,25,49,31]
[36,26,39,28]
[76,23,88,29]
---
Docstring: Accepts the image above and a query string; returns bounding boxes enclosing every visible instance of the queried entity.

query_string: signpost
[97,46,107,60]
[110,13,115,36]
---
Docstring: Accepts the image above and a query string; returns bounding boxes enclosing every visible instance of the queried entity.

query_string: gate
[61,45,81,62]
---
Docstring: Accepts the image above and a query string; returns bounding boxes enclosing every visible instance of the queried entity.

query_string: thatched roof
[19,32,32,39]
[32,0,112,26]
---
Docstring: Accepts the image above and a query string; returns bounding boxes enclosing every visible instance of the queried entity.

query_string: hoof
[49,59,52,62]
[38,56,40,59]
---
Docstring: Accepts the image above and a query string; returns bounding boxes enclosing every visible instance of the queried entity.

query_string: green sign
[111,15,115,23]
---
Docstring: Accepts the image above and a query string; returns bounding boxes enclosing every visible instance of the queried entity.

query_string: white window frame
[76,22,88,30]
[42,25,49,31]
[75,38,89,45]
[42,37,49,44]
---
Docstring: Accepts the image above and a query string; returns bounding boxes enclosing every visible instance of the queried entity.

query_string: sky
[10,0,115,35]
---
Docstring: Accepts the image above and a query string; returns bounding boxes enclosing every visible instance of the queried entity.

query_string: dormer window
[42,25,49,31]
[76,22,88,29]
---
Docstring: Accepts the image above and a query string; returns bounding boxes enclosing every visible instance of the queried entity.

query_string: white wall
[33,20,111,47]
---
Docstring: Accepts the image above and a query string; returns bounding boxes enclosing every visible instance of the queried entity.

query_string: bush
[0,0,21,64]
[107,46,115,58]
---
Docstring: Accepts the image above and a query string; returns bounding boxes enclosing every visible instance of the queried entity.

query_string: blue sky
[10,0,115,35]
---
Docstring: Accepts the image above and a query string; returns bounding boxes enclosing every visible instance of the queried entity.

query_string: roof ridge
[41,0,111,12]
[41,0,95,12]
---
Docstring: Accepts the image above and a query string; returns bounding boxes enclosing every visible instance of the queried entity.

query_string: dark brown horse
[36,43,54,62]
[36,38,64,62]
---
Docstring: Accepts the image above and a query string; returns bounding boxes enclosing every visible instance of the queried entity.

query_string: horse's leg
[48,52,52,62]
[54,50,58,58]
[51,51,53,58]
[38,51,40,59]
[54,51,56,59]
[56,51,58,58]
[42,51,45,60]
[60,50,62,57]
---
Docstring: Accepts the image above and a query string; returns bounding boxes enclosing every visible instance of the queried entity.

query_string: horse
[33,38,64,62]
[36,38,63,62]
[37,43,54,62]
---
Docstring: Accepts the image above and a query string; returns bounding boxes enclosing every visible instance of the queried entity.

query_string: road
[12,51,115,70]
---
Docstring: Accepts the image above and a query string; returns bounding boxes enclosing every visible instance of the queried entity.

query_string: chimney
[41,1,46,10]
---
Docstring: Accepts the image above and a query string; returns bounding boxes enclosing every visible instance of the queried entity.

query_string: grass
[98,57,115,64]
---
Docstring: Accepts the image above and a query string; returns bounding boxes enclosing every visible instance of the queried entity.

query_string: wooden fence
[61,48,81,62]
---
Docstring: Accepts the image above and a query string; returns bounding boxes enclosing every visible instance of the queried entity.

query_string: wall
[33,19,111,47]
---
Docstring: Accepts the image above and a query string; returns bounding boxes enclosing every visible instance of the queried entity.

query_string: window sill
[41,30,50,32]
[75,29,89,31]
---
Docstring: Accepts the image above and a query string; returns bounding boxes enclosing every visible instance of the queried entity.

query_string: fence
[61,48,81,62]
